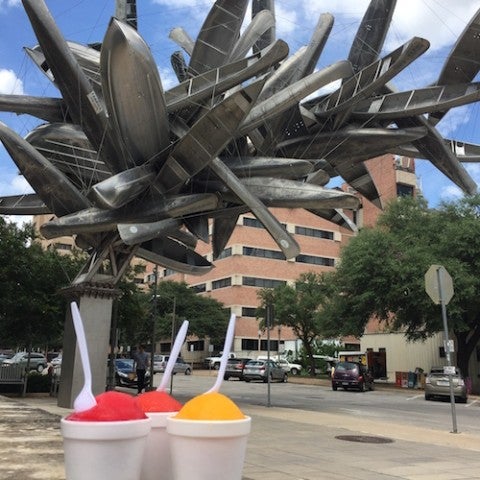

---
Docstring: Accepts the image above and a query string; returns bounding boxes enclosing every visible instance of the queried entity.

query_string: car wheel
[185,368,191,375]
[282,374,288,383]
[457,397,467,404]
[245,378,251,383]
[213,364,220,370]
[290,368,299,376]
[37,364,44,373]
[224,375,229,381]
[425,394,432,401]
[332,384,338,391]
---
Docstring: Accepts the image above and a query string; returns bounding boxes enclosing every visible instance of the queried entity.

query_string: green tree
[257,272,334,376]
[151,280,229,349]
[0,218,82,350]
[328,195,480,378]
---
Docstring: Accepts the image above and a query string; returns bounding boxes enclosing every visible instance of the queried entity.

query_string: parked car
[331,361,374,392]
[51,355,62,367]
[153,355,191,375]
[224,358,251,381]
[257,356,302,375]
[425,366,467,403]
[0,352,13,363]
[153,355,167,373]
[113,358,151,389]
[171,358,192,375]
[243,359,288,383]
[2,352,48,373]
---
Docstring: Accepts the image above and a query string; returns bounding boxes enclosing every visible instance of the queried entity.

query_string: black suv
[224,358,251,381]
[332,361,374,392]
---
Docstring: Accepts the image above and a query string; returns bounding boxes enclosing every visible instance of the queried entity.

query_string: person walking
[133,344,149,394]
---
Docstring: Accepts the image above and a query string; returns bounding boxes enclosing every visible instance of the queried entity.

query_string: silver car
[2,352,48,373]
[424,366,468,403]
[154,355,191,375]
[243,359,288,383]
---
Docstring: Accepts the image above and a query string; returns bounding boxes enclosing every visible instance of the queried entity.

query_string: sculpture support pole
[57,279,121,409]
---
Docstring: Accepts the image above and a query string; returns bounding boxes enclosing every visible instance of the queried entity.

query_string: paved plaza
[1,389,480,480]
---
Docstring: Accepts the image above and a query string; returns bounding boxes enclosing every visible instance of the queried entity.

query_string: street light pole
[148,265,158,390]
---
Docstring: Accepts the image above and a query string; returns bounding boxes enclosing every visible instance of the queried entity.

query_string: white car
[257,356,302,375]
[277,359,302,375]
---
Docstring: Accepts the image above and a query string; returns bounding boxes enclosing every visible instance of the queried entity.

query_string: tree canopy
[147,281,229,347]
[0,218,83,350]
[327,195,480,377]
[257,271,334,375]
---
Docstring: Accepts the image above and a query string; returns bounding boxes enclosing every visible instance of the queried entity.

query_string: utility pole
[148,265,158,389]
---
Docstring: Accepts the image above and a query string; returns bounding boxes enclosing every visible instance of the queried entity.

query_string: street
[148,370,480,436]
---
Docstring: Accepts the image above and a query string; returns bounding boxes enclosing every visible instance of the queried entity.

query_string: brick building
[33,153,417,363]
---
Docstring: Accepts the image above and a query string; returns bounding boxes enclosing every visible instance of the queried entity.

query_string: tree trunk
[455,322,480,379]
[303,339,316,376]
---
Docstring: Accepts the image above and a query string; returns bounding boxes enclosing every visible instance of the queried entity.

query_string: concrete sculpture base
[57,279,120,409]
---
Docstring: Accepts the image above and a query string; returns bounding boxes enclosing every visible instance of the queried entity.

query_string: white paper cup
[140,412,177,480]
[166,416,251,480]
[61,417,151,480]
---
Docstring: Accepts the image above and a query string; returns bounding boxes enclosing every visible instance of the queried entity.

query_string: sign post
[425,265,457,433]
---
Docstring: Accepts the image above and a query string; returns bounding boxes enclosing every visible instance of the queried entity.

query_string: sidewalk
[1,391,480,480]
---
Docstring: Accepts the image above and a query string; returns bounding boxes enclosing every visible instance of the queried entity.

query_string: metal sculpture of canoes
[101,17,170,168]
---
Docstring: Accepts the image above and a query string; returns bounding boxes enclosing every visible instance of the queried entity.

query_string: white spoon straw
[71,301,97,412]
[158,320,189,391]
[206,313,236,394]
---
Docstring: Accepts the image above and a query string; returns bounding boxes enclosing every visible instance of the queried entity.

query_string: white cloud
[0,69,24,95]
[1,172,34,196]
[435,106,472,138]
[3,215,33,228]
[440,184,463,201]
[0,0,21,9]
[159,66,178,90]
[386,1,480,53]
[0,174,34,228]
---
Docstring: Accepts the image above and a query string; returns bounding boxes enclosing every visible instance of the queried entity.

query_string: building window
[296,254,335,267]
[190,283,206,293]
[260,340,279,351]
[187,340,204,352]
[164,268,175,277]
[212,277,232,290]
[243,217,286,230]
[241,307,257,317]
[397,183,414,197]
[295,226,334,240]
[242,277,286,288]
[242,338,259,350]
[160,342,171,353]
[243,217,264,229]
[243,246,286,260]
[217,247,232,259]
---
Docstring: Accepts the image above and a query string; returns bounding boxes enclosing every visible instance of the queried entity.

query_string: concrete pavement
[1,387,480,480]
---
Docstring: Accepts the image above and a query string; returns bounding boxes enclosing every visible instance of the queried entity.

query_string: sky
[1,0,480,226]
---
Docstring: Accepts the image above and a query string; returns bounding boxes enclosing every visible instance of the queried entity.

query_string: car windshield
[336,362,358,372]
[9,353,26,361]
[247,361,263,367]
[116,359,134,369]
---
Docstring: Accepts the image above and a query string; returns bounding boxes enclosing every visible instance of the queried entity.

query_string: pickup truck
[204,353,236,369]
